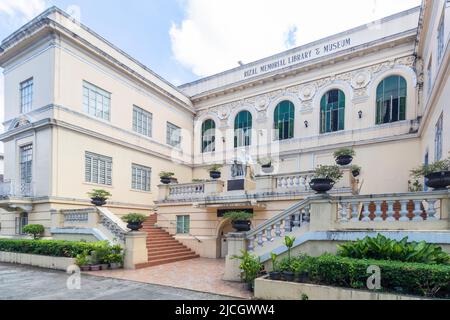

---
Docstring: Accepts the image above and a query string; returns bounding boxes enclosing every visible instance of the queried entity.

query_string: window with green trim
[376,75,407,125]
[201,119,216,152]
[234,111,252,147]
[176,215,190,234]
[274,101,294,140]
[320,89,345,133]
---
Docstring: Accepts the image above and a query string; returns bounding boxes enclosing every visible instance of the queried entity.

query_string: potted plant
[351,164,361,177]
[22,224,45,240]
[75,253,91,271]
[207,164,223,179]
[87,189,111,206]
[92,246,110,270]
[281,236,296,281]
[268,252,281,280]
[108,245,124,269]
[309,165,343,193]
[410,158,450,190]
[121,213,147,231]
[292,255,310,283]
[333,148,355,166]
[258,158,274,174]
[232,250,262,292]
[223,211,253,232]
[159,171,175,184]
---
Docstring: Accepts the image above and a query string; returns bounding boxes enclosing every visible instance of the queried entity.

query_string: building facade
[0,1,448,260]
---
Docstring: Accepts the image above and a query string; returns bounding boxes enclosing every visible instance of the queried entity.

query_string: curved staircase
[135,214,199,268]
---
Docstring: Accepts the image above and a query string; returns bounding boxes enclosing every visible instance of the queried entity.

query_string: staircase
[135,214,199,268]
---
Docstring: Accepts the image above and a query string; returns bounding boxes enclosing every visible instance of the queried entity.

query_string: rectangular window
[132,106,152,137]
[131,164,151,191]
[437,10,445,63]
[20,144,33,186]
[435,113,443,161]
[427,58,433,96]
[20,78,33,113]
[83,81,111,121]
[85,152,112,186]
[176,215,190,234]
[166,122,181,147]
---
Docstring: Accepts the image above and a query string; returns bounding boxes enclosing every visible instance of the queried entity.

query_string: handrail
[245,197,312,239]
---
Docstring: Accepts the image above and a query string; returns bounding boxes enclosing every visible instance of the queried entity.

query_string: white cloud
[170,0,422,77]
[0,0,47,29]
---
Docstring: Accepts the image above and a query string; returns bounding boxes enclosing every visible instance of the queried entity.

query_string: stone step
[135,254,200,268]
[147,250,195,260]
[148,247,191,256]
[147,243,188,250]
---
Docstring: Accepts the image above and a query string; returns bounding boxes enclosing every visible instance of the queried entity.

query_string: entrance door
[221,237,228,258]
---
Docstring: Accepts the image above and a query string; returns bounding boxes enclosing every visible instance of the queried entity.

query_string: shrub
[87,189,111,200]
[307,254,450,298]
[22,224,45,239]
[313,165,343,181]
[75,252,90,266]
[0,239,118,258]
[337,234,450,265]
[121,213,147,224]
[410,158,450,179]
[232,250,263,285]
[159,171,175,178]
[333,148,355,158]
[223,211,253,221]
[207,164,223,172]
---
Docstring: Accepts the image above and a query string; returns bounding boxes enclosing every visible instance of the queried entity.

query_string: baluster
[399,200,409,222]
[339,202,348,222]
[426,199,437,220]
[303,205,311,223]
[275,221,282,237]
[293,211,301,228]
[412,200,424,222]
[299,176,306,191]
[374,201,383,222]
[351,202,359,222]
[284,216,292,232]
[266,227,273,242]
[257,231,264,247]
[361,201,371,222]
[386,201,395,222]
[248,236,255,251]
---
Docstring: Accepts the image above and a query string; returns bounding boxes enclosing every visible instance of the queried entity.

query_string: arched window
[201,119,216,153]
[320,89,345,133]
[376,75,407,124]
[234,111,252,147]
[274,100,295,140]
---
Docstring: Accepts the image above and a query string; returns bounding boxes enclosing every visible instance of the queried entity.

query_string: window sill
[83,182,114,189]
[130,189,152,194]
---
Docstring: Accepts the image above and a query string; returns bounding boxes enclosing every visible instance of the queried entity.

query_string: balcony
[0,180,34,199]
[157,169,356,204]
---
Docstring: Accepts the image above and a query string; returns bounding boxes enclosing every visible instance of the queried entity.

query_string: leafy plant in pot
[121,213,147,231]
[268,252,281,280]
[87,189,111,206]
[232,250,263,292]
[410,158,450,190]
[92,246,110,270]
[351,164,361,178]
[75,252,91,271]
[207,164,223,179]
[159,171,175,184]
[281,236,296,281]
[223,211,253,232]
[291,255,311,283]
[333,148,355,166]
[309,165,343,194]
[258,158,274,174]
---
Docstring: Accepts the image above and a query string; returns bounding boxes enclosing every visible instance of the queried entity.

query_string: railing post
[158,184,170,201]
[399,200,409,222]
[350,201,359,222]
[374,201,383,222]
[223,233,247,282]
[339,202,348,222]
[284,216,292,233]
[386,201,395,222]
[361,201,371,222]
[426,199,437,221]
[124,231,147,269]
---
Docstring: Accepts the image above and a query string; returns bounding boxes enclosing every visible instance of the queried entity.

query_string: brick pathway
[87,258,252,299]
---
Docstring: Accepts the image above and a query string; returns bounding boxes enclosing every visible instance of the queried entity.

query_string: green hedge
[0,239,110,258]
[308,254,450,298]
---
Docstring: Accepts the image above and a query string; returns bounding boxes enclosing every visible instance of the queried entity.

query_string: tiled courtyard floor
[87,258,252,299]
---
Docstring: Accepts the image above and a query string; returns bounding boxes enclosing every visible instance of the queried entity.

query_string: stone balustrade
[62,209,91,223]
[158,180,224,201]
[246,199,311,251]
[337,191,448,223]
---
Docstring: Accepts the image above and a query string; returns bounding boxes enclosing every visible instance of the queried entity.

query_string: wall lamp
[304,120,309,128]
[358,110,363,119]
